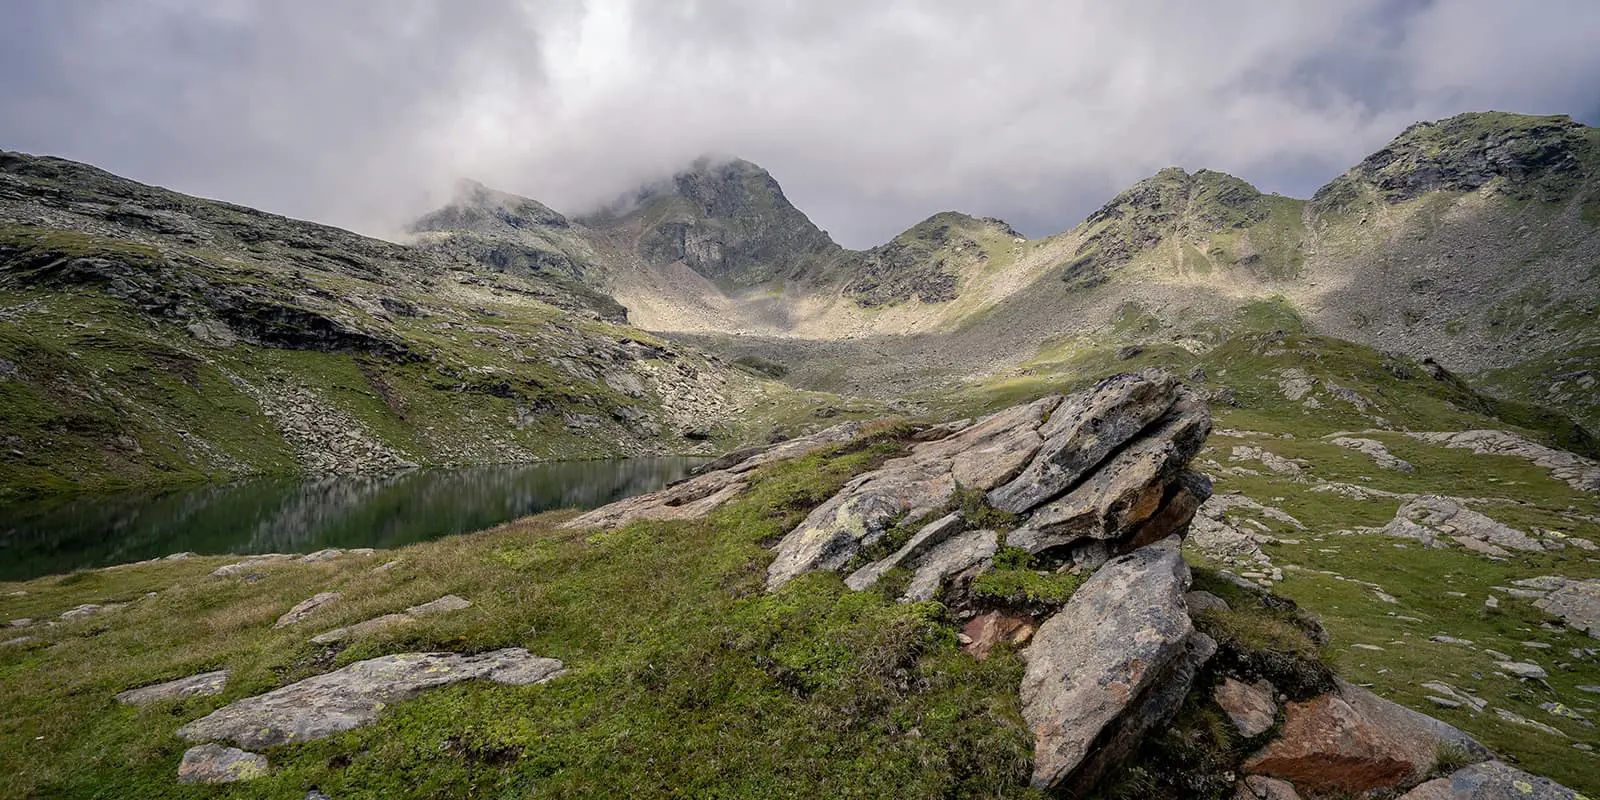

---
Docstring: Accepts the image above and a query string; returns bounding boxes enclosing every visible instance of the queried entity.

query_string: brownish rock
[1243,681,1488,796]
[1215,677,1278,737]
[961,610,1038,659]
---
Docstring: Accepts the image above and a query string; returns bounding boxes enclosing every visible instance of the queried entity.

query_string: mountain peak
[1312,111,1594,210]
[409,179,569,236]
[585,156,840,288]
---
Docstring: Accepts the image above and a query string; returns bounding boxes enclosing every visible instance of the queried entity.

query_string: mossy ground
[0,433,1044,800]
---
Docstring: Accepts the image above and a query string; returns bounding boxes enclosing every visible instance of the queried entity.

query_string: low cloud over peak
[3,0,1597,247]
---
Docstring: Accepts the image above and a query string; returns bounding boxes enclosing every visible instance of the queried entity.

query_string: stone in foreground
[115,670,230,706]
[1019,536,1200,791]
[1243,679,1488,796]
[177,744,268,784]
[1235,775,1303,800]
[177,648,564,748]
[1398,760,1586,799]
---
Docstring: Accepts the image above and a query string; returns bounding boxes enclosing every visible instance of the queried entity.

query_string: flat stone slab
[310,594,472,644]
[275,592,342,629]
[116,670,230,706]
[178,743,268,784]
[177,648,564,748]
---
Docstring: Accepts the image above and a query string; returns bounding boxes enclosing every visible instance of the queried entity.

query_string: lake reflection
[0,459,707,581]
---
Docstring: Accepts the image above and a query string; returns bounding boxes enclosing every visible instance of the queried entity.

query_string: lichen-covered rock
[960,610,1038,659]
[177,649,564,748]
[116,670,229,706]
[1398,760,1586,799]
[177,744,268,784]
[562,421,866,530]
[843,512,962,591]
[989,370,1179,514]
[1382,496,1547,554]
[1020,537,1198,790]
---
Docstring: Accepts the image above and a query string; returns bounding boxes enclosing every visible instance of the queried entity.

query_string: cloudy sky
[3,0,1598,247]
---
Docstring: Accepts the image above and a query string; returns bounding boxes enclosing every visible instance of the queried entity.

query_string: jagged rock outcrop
[177,649,564,748]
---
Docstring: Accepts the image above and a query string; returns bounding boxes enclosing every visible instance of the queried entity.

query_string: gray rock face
[1019,537,1197,790]
[901,529,998,602]
[766,395,1061,590]
[1008,390,1209,553]
[115,670,230,706]
[274,592,342,629]
[989,370,1179,514]
[1329,436,1415,472]
[1235,775,1303,800]
[1398,760,1586,799]
[177,744,268,784]
[1406,429,1600,494]
[177,648,564,748]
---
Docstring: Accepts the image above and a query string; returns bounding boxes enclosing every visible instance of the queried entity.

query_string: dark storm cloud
[2,0,1597,247]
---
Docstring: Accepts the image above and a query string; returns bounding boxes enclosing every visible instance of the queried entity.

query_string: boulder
[115,670,229,706]
[1216,677,1279,737]
[1382,496,1546,553]
[274,592,342,629]
[1020,537,1198,790]
[177,648,564,748]
[1527,577,1600,639]
[989,370,1179,514]
[177,744,268,784]
[1398,760,1585,799]
[1242,680,1489,796]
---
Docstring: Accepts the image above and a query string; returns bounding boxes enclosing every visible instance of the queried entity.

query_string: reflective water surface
[0,459,707,581]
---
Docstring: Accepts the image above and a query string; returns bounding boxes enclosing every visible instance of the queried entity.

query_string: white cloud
[2,0,1597,247]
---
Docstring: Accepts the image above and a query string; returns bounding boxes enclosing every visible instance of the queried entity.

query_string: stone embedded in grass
[1398,759,1586,799]
[176,648,565,748]
[115,670,229,705]
[1496,661,1549,680]
[1493,708,1566,737]
[1381,496,1548,555]
[177,743,268,784]
[211,554,295,578]
[59,603,121,620]
[1405,429,1600,494]
[1329,436,1416,472]
[1512,576,1600,639]
[309,594,471,644]
[1234,775,1303,800]
[298,548,344,563]
[273,592,342,629]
